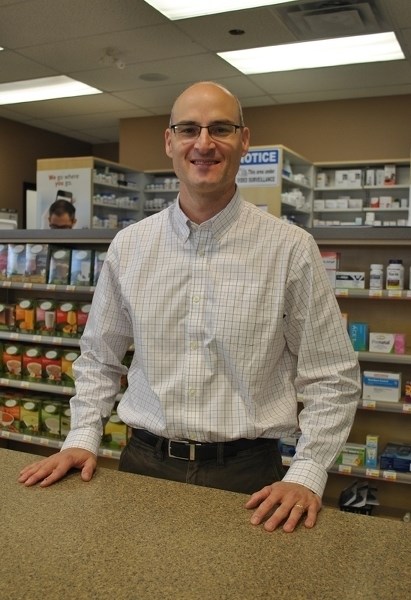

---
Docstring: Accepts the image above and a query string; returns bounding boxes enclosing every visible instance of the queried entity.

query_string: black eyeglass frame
[169,123,244,139]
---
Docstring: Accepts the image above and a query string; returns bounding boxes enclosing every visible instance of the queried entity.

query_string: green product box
[20,397,41,436]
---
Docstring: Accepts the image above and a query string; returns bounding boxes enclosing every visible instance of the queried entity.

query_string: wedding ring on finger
[294,503,305,512]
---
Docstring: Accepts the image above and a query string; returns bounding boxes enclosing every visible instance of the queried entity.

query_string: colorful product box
[369,333,406,354]
[102,410,128,450]
[362,371,401,403]
[335,272,365,289]
[22,346,43,381]
[0,393,21,432]
[15,298,36,333]
[42,348,62,384]
[77,303,91,335]
[348,322,368,351]
[19,397,41,436]
[6,244,26,282]
[336,443,366,467]
[70,249,93,286]
[48,247,71,285]
[93,250,107,286]
[25,243,49,284]
[60,402,71,439]
[380,443,411,472]
[365,435,379,468]
[36,300,57,336]
[0,303,16,331]
[2,343,22,379]
[55,301,77,337]
[40,399,61,439]
[61,349,80,387]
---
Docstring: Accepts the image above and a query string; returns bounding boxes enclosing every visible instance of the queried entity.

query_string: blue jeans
[118,434,285,495]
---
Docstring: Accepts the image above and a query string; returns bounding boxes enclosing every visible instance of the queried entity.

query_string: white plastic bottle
[369,264,384,290]
[386,259,404,290]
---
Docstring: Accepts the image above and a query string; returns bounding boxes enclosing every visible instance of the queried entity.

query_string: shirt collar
[170,188,243,242]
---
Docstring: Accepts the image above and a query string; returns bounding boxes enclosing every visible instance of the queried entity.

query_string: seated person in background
[48,199,76,229]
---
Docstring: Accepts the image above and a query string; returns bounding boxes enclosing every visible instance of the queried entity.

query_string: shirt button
[191,341,198,350]
[193,295,200,303]
[189,388,196,397]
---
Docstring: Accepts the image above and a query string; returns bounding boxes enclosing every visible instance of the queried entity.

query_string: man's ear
[165,128,173,159]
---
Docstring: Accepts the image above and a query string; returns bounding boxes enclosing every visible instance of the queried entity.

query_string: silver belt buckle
[168,439,198,460]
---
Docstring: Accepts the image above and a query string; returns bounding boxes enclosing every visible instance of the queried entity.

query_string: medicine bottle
[369,264,384,290]
[386,259,404,290]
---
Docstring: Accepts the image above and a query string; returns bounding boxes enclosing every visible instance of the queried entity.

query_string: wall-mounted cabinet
[36,157,144,230]
[313,159,410,227]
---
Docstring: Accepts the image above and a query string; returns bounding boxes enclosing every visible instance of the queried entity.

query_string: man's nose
[194,127,216,149]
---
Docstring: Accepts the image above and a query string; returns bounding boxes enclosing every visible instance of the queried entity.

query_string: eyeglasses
[170,123,243,140]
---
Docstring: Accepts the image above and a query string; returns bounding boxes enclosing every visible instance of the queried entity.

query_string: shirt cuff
[61,427,101,456]
[282,459,328,497]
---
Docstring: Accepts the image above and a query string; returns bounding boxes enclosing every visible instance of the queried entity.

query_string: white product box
[335,271,365,289]
[376,169,385,186]
[335,170,349,188]
[365,169,375,186]
[348,169,362,187]
[320,252,340,270]
[316,173,328,188]
[325,199,338,209]
[369,333,395,353]
[384,164,396,185]
[336,198,348,209]
[362,371,401,403]
[313,200,325,210]
[347,198,363,209]
[379,196,393,208]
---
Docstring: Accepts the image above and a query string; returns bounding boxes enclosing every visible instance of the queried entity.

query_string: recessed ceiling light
[218,32,405,74]
[144,0,298,20]
[0,76,102,105]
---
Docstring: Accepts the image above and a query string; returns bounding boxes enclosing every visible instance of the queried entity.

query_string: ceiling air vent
[279,1,382,39]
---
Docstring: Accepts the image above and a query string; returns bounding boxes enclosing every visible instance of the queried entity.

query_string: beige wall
[119,94,411,171]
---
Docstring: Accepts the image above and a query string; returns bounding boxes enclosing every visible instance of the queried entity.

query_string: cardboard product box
[348,322,368,351]
[55,301,77,337]
[48,247,71,285]
[365,169,375,186]
[335,271,365,289]
[22,346,43,381]
[384,164,396,185]
[70,249,94,287]
[0,392,21,432]
[93,250,107,286]
[40,398,61,439]
[348,169,362,187]
[6,243,26,282]
[362,371,401,403]
[102,409,128,450]
[60,402,71,440]
[15,298,36,333]
[2,343,23,379]
[61,349,80,387]
[42,348,62,384]
[25,243,49,284]
[0,303,16,331]
[19,397,41,436]
[77,302,92,335]
[335,170,349,188]
[35,299,56,336]
[336,443,366,467]
[320,251,340,270]
[0,243,8,281]
[278,435,300,457]
[380,443,411,472]
[316,172,328,188]
[368,333,405,354]
[366,435,379,469]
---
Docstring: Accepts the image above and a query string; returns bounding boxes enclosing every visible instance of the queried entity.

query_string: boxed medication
[365,435,379,468]
[369,333,406,354]
[335,271,365,289]
[380,443,411,472]
[0,244,8,281]
[70,249,94,287]
[336,443,366,467]
[348,322,368,351]
[362,371,401,403]
[6,244,26,282]
[320,251,340,270]
[25,243,48,284]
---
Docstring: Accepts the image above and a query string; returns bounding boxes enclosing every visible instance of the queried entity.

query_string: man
[48,199,77,229]
[19,82,360,533]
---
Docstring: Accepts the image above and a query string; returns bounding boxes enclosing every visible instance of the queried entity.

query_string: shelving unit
[36,157,144,230]
[237,145,314,227]
[142,170,179,217]
[312,226,411,518]
[313,159,410,227]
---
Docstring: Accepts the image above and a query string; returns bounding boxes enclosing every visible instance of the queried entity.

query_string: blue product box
[379,443,411,472]
[348,322,368,351]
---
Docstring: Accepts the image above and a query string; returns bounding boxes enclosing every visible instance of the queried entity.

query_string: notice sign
[237,147,280,188]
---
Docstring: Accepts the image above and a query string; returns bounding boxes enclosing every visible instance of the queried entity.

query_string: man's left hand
[245,481,322,532]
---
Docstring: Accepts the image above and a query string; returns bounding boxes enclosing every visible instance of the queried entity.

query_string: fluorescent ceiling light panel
[218,32,405,74]
[0,76,102,105]
[144,1,298,20]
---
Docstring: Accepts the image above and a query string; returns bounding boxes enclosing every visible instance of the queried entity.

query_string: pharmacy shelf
[0,377,74,396]
[0,281,95,294]
[334,288,411,299]
[282,455,411,485]
[357,351,411,365]
[358,398,411,414]
[0,429,121,459]
[0,331,80,347]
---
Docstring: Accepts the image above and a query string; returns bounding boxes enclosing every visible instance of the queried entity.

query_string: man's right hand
[18,448,97,487]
